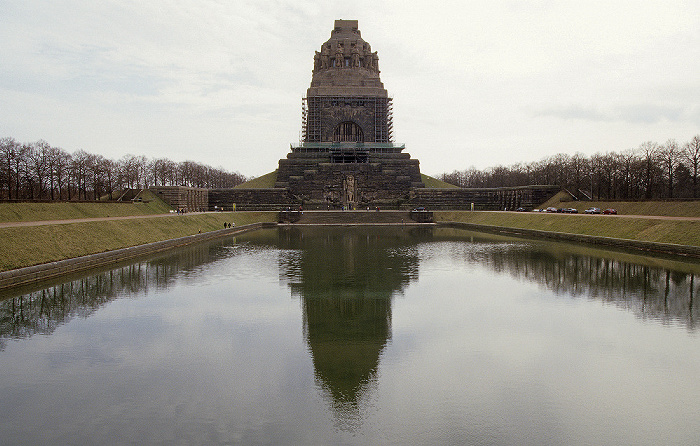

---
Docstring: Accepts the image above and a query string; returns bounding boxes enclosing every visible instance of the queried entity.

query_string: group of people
[223,222,235,228]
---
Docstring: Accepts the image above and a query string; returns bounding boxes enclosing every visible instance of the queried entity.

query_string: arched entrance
[333,121,364,142]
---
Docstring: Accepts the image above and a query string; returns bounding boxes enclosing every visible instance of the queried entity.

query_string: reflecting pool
[1,226,699,445]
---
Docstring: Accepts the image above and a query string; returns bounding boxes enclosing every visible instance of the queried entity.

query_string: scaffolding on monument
[301,96,393,144]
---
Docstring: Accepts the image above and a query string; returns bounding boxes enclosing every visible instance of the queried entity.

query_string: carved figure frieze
[351,46,360,68]
[321,46,330,69]
[313,37,379,72]
[334,43,344,68]
[314,51,321,72]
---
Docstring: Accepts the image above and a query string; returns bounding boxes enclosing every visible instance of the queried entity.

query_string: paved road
[0,212,205,228]
[500,211,700,221]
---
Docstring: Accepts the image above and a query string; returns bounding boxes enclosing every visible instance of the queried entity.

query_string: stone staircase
[279,210,432,224]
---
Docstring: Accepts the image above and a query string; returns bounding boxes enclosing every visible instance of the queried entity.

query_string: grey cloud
[533,105,609,122]
[534,103,697,125]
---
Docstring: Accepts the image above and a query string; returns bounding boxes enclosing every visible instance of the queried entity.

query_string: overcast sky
[2,0,699,178]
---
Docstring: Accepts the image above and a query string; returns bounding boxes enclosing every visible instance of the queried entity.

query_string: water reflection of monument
[276,226,426,424]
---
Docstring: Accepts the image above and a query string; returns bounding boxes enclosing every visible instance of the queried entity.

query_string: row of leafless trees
[438,136,700,200]
[0,137,248,201]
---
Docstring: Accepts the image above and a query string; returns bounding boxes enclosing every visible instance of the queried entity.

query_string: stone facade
[208,188,297,211]
[408,186,561,210]
[276,148,423,206]
[303,20,392,143]
[276,19,423,207]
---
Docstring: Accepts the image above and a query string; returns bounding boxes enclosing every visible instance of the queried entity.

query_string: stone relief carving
[371,52,379,72]
[314,39,379,72]
[351,46,360,68]
[344,175,356,202]
[321,46,330,69]
[334,43,344,68]
[313,51,321,72]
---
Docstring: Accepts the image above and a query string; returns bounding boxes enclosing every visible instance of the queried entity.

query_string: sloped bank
[434,211,700,247]
[437,221,700,259]
[0,211,277,272]
[0,222,277,290]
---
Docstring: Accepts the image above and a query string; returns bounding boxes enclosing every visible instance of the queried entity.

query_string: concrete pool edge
[3,220,699,291]
[437,221,700,259]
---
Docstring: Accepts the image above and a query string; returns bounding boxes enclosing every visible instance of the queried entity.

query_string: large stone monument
[275,19,424,207]
[204,20,559,212]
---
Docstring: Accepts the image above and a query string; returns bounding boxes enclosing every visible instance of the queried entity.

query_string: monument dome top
[308,20,386,97]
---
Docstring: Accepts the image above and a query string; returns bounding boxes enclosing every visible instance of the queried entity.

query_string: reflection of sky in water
[0,227,699,445]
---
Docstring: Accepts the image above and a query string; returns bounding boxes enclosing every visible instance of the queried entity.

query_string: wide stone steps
[285,210,419,224]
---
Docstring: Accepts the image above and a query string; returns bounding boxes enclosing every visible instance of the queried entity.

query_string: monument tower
[275,20,424,207]
[203,20,559,212]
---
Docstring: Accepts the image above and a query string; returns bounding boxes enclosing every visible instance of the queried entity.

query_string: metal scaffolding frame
[301,96,394,144]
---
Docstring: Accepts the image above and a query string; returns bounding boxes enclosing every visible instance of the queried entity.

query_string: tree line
[438,136,700,200]
[0,137,248,201]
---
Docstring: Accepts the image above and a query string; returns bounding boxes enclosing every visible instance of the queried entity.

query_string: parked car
[546,207,558,213]
[564,208,578,214]
[584,207,601,214]
[603,208,618,215]
[516,207,527,212]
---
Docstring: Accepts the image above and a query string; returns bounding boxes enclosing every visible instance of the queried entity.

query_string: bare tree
[28,140,51,199]
[659,139,681,198]
[638,141,661,199]
[53,149,71,200]
[0,137,19,199]
[683,135,700,198]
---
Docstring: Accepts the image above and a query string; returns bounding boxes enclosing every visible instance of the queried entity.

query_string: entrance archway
[333,121,364,142]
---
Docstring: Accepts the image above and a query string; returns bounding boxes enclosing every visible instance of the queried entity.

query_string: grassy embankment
[3,183,699,271]
[235,171,278,188]
[0,190,171,222]
[434,211,700,247]
[0,194,275,271]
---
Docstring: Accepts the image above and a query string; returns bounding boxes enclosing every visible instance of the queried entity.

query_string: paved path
[1,210,698,229]
[501,211,700,221]
[0,212,205,228]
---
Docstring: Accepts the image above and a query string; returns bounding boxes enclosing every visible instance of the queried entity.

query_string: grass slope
[435,211,700,247]
[0,212,276,271]
[235,171,278,189]
[0,191,171,223]
[421,174,458,188]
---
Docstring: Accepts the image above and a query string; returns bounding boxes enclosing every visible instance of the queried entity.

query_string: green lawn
[235,171,278,189]
[0,211,276,271]
[0,191,171,223]
[421,174,458,188]
[434,211,700,247]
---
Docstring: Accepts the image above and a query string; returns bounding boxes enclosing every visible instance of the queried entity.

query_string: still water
[1,226,699,445]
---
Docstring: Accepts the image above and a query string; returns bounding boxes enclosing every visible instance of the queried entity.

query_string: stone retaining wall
[409,186,560,210]
[208,188,298,211]
[0,222,277,290]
